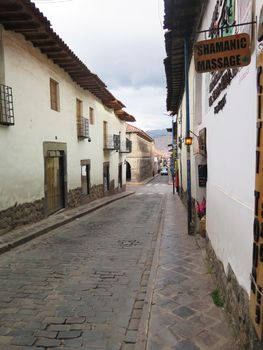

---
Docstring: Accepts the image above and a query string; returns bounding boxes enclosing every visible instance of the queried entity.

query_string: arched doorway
[126,161,131,181]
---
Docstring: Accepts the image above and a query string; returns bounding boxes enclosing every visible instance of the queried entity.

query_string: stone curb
[0,191,135,256]
[135,195,167,350]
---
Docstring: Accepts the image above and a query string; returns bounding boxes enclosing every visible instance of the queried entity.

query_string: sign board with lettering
[194,33,251,73]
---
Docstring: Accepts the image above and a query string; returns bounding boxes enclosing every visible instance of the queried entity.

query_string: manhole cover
[118,240,141,248]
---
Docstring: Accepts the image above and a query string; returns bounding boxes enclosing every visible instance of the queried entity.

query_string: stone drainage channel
[121,197,166,350]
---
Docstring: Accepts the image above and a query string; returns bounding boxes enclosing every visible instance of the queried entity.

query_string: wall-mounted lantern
[185,136,193,146]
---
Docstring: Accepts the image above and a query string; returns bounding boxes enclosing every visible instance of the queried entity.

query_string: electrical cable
[250,273,263,297]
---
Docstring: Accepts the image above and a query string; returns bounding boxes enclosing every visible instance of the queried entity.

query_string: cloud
[111,86,171,131]
[33,0,167,130]
[35,0,165,89]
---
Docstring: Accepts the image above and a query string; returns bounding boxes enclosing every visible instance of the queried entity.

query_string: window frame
[50,78,60,112]
[89,107,94,125]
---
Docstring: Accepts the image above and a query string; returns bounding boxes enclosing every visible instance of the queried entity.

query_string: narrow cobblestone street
[0,177,169,350]
[0,176,236,350]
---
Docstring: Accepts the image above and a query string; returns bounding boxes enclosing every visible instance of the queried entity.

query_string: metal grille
[104,134,120,150]
[77,117,89,139]
[126,139,132,153]
[120,139,132,153]
[0,84,14,126]
[113,134,120,151]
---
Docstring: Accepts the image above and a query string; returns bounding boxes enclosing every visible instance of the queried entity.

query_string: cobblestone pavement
[143,193,237,350]
[0,178,170,350]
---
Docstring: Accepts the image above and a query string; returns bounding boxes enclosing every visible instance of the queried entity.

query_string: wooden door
[46,152,65,214]
[86,164,90,195]
[118,164,122,188]
[103,163,110,192]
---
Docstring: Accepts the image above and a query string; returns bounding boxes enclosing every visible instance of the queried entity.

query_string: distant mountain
[146,129,169,138]
[153,135,172,153]
[146,129,171,153]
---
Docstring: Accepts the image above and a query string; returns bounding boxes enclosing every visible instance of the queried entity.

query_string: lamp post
[184,36,192,235]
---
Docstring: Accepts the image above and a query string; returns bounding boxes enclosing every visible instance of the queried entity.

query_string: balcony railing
[120,138,132,153]
[104,134,120,151]
[77,117,89,139]
[0,84,14,126]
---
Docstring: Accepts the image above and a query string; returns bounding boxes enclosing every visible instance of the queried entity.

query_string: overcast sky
[32,0,170,131]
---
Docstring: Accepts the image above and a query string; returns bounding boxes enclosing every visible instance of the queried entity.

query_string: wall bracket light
[184,130,199,146]
[185,136,193,145]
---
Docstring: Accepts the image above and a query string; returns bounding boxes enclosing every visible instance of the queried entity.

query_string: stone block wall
[67,187,83,208]
[0,182,126,234]
[109,180,115,194]
[206,239,263,350]
[0,199,45,234]
[138,158,153,182]
[90,184,104,201]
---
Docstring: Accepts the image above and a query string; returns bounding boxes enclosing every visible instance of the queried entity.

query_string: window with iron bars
[104,134,120,150]
[77,116,89,139]
[0,84,14,126]
[120,138,132,153]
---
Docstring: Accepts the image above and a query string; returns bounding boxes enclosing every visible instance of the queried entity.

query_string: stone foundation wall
[68,182,124,206]
[0,199,45,234]
[206,239,263,350]
[67,187,83,208]
[0,183,126,233]
[90,184,104,201]
[109,180,115,194]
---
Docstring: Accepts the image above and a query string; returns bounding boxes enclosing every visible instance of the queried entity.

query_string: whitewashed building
[0,0,135,231]
[164,0,263,347]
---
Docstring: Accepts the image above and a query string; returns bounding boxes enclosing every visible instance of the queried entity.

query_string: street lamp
[185,136,193,146]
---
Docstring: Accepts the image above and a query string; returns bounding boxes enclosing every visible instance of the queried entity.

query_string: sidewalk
[0,191,134,255]
[137,193,237,350]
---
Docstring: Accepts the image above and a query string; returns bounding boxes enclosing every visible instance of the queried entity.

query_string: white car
[160,167,168,176]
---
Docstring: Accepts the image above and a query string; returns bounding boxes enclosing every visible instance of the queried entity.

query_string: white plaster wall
[198,0,258,293]
[0,29,126,210]
[177,0,259,293]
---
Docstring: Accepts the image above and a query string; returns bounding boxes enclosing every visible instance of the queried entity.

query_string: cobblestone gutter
[114,197,165,350]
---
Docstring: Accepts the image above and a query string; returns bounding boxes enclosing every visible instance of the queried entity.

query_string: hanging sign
[194,33,251,73]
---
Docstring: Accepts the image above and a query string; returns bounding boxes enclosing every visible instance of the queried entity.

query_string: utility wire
[250,273,263,297]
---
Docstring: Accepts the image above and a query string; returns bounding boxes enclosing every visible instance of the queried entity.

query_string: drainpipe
[184,36,192,235]
[172,114,175,195]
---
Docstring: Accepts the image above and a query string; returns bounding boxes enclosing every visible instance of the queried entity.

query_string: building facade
[164,0,263,347]
[0,0,134,232]
[126,124,155,183]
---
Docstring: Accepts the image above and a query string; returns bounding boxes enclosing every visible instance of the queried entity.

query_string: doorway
[81,160,91,195]
[126,161,131,181]
[45,151,65,214]
[118,163,123,188]
[103,162,110,192]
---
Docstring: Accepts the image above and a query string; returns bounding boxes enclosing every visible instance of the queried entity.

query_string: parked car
[160,167,168,176]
